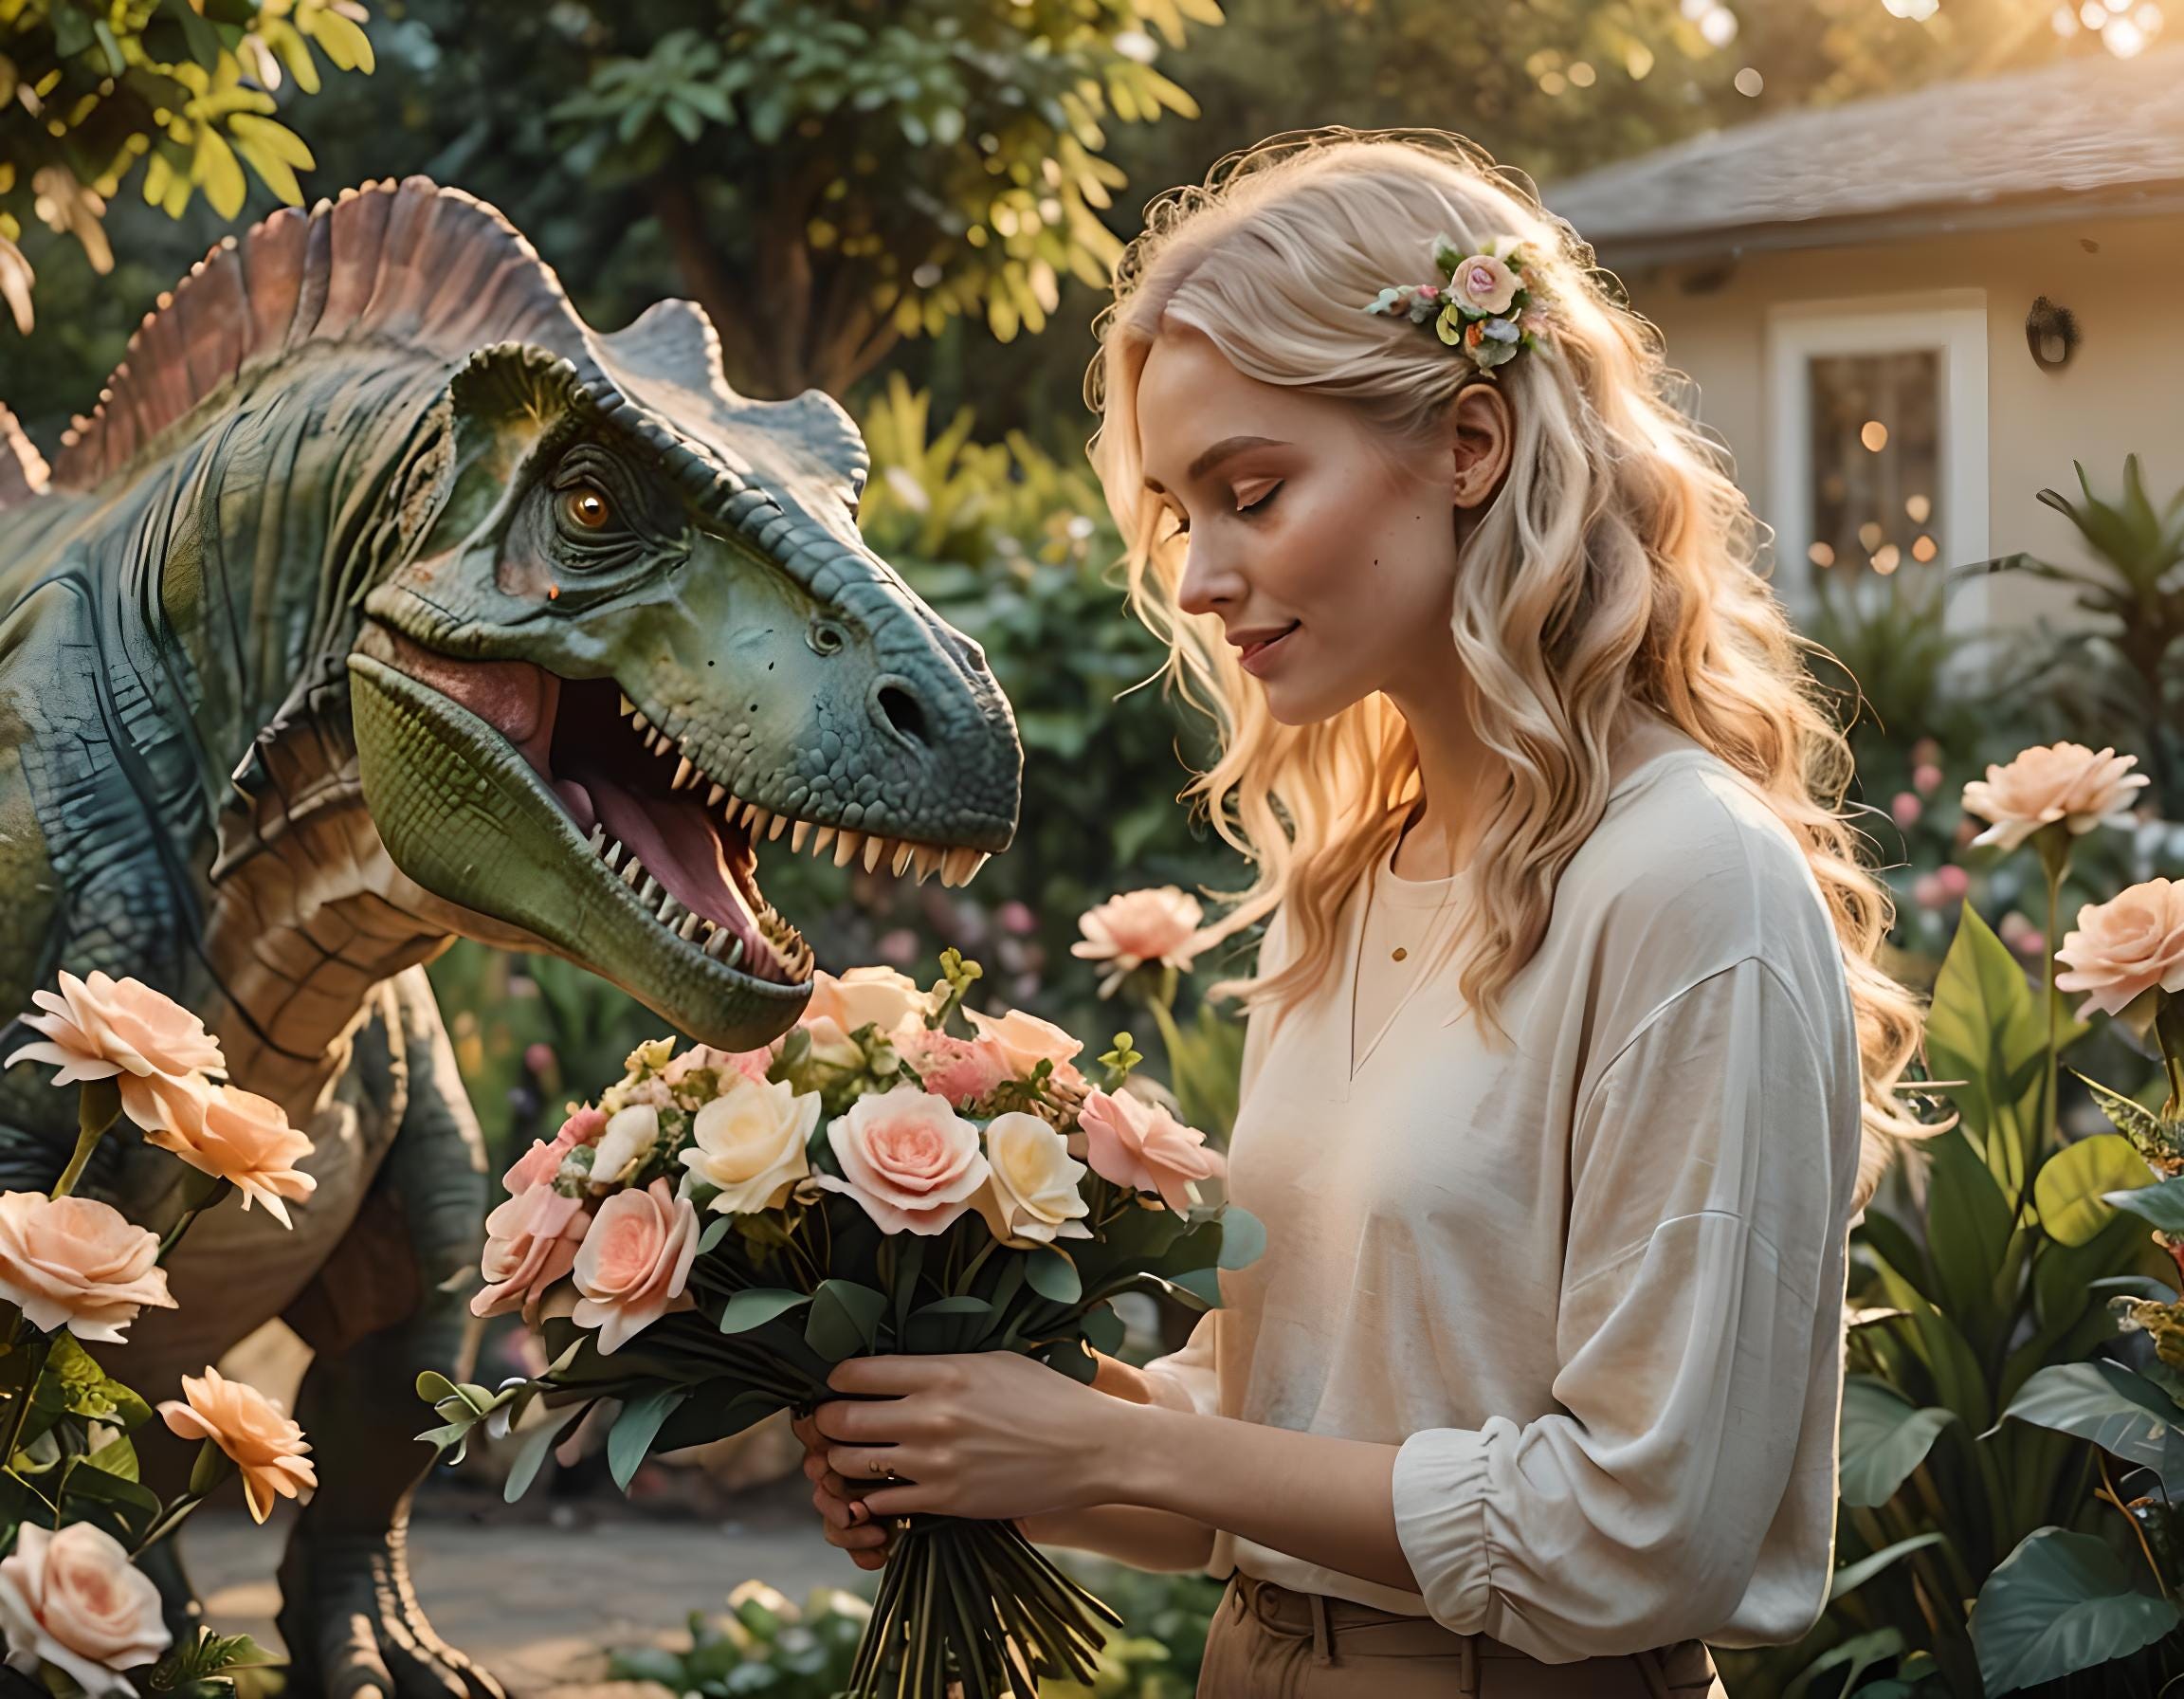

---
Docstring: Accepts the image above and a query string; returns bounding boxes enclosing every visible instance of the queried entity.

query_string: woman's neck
[1384,668,1498,883]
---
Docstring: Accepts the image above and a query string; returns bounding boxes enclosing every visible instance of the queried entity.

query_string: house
[1543,46,2184,640]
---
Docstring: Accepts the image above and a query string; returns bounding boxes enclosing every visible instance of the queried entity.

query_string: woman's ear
[1447,381,1516,511]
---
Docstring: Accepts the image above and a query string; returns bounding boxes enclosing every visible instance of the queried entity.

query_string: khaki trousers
[1196,1573,1727,1697]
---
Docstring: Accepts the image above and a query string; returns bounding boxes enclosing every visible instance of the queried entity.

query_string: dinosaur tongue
[580,773,765,948]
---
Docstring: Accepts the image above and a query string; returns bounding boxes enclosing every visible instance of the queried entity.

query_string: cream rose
[897,1027,1010,1109]
[1072,887,1206,995]
[142,1084,316,1227]
[157,1365,317,1525]
[2056,878,2184,1018]
[974,1111,1093,1248]
[0,1192,174,1343]
[805,966,933,1036]
[6,969,226,1139]
[472,1181,590,1321]
[1961,741,2149,851]
[1451,251,1520,316]
[816,1087,989,1235]
[590,1105,660,1188]
[679,1075,818,1214]
[0,1522,169,1699]
[1076,1087,1224,1214]
[963,1007,1083,1080]
[661,1043,774,1093]
[572,1178,700,1353]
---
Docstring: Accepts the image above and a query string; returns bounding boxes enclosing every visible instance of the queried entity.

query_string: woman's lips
[1238,624,1299,676]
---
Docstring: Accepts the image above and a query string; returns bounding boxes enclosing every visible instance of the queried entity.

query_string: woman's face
[1136,326,1509,726]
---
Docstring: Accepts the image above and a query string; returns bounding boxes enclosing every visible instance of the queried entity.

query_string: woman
[793,128,1934,1696]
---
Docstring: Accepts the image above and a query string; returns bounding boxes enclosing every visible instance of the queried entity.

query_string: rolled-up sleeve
[1139,1307,1221,1415]
[1391,954,1847,1657]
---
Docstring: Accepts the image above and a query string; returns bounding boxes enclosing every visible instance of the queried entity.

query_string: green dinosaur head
[348,317,1020,1052]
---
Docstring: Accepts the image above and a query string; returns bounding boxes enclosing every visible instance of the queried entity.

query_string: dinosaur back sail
[50,177,594,492]
[0,405,47,510]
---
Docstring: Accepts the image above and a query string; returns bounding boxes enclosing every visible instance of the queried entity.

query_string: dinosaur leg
[277,972,503,1699]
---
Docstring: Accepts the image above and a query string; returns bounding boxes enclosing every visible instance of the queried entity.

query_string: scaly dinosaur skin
[0,178,1021,1698]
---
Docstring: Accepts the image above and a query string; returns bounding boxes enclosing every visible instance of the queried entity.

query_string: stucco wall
[1598,210,2184,634]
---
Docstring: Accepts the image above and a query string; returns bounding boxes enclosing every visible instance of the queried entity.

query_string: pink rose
[661,1044,774,1089]
[473,1183,590,1322]
[1452,252,1520,316]
[0,1192,174,1343]
[1072,886,1206,996]
[0,1522,169,1699]
[816,1087,989,1235]
[503,1106,605,1194]
[2056,878,2184,1018]
[1076,1088,1223,1214]
[963,1006,1083,1079]
[572,1178,700,1353]
[1962,741,2149,851]
[897,1027,1010,1108]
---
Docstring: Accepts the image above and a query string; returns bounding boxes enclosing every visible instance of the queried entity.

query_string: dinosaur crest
[0,404,48,511]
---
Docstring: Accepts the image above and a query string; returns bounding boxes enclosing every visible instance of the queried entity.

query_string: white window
[1764,290,1990,637]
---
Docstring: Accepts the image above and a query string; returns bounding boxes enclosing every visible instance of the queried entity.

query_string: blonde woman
[794,129,1933,1696]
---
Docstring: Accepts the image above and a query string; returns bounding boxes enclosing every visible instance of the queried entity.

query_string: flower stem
[53,1077,121,1200]
[0,1334,52,1473]
[157,1174,232,1265]
[130,1490,206,1559]
[2157,995,2184,1122]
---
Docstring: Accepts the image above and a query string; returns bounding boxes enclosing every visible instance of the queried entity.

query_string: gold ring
[868,1455,889,1478]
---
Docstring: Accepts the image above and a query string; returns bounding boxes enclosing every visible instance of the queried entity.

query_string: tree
[0,0,374,332]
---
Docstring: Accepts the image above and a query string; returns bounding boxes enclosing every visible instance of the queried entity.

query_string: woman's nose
[1175,541,1242,618]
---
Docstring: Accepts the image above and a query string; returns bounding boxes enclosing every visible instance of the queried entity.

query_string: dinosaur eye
[563,485,612,530]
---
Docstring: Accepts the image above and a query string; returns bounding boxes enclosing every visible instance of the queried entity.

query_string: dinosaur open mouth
[373,635,990,987]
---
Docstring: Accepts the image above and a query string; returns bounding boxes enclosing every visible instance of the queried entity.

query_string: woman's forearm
[1021,1505,1217,1572]
[1097,1403,1417,1595]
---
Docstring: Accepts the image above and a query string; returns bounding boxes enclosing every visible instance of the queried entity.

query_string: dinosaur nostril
[876,682,929,748]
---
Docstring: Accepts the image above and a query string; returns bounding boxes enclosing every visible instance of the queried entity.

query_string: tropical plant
[1974,456,2184,818]
[0,0,373,331]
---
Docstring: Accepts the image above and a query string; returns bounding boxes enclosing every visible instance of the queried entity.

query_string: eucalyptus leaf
[719,1288,814,1334]
[608,1387,688,1491]
[804,1280,888,1361]
[1025,1249,1082,1305]
[503,1405,586,1505]
[1972,1526,2179,1694]
[1216,1205,1266,1271]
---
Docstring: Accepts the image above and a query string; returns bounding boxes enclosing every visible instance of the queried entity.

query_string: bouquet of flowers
[424,951,1262,1699]
[0,971,320,1699]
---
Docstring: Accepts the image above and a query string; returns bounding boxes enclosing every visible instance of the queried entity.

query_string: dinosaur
[0,176,1022,1698]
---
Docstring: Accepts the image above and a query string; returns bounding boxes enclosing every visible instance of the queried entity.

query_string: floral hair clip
[1363,233,1547,376]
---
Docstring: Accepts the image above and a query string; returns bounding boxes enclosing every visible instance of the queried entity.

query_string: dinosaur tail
[0,403,47,510]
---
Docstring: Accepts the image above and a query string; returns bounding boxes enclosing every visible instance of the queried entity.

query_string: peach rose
[805,966,933,1036]
[1076,1087,1224,1214]
[816,1087,989,1235]
[473,1180,590,1322]
[141,1083,316,1227]
[0,1192,173,1343]
[1451,251,1520,316]
[7,969,226,1139]
[661,1043,775,1091]
[964,1006,1083,1080]
[0,1522,169,1698]
[2056,878,2184,1018]
[572,1178,700,1353]
[974,1111,1093,1248]
[502,1105,605,1194]
[1072,887,1206,996]
[679,1075,817,1215]
[157,1365,317,1524]
[1962,741,2149,851]
[897,1027,1010,1108]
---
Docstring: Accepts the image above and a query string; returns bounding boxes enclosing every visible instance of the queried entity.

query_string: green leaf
[608,1387,687,1491]
[1839,1377,1956,1507]
[2035,1134,2153,1246]
[1783,1626,1907,1699]
[719,1288,813,1334]
[803,1280,887,1361]
[1925,904,2048,1196]
[503,1405,586,1505]
[1994,1360,2183,1473]
[1169,1266,1224,1306]
[2107,1174,2184,1232]
[1972,1526,2179,1694]
[1923,1124,2015,1346]
[1829,1531,1949,1601]
[1025,1248,1082,1305]
[1216,1205,1265,1271]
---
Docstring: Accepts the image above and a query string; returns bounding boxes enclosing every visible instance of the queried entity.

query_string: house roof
[1544,46,2184,265]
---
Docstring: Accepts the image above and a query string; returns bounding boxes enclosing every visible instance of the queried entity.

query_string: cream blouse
[1139,727,1865,1661]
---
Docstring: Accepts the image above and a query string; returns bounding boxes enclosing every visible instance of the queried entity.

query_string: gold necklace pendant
[1392,946,1409,961]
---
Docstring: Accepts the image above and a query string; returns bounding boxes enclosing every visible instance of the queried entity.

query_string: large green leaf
[804,1280,887,1362]
[2107,1173,2184,1233]
[1840,1376,1956,1507]
[1972,1526,2178,1694]
[1923,1124,2016,1349]
[1925,904,2049,1196]
[1993,1360,2182,1475]
[2033,1134,2153,1247]
[1784,1627,1907,1699]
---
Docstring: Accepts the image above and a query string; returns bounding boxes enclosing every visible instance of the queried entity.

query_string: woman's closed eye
[1164,481,1284,539]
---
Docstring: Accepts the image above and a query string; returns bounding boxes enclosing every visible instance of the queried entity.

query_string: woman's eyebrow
[1142,434,1290,494]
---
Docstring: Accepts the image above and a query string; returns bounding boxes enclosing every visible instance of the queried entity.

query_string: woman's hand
[813,1351,1138,1523]
[792,1409,892,1570]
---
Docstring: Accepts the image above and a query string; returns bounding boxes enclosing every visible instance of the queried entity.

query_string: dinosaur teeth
[863,833,885,873]
[588,823,606,851]
[833,828,863,869]
[811,825,837,855]
[892,839,916,876]
[621,857,644,888]
[749,806,773,839]
[792,819,811,852]
[673,756,695,791]
[707,782,726,807]
[619,693,636,719]
[704,925,734,959]
[631,711,649,735]
[679,911,703,941]
[657,892,682,925]
[638,875,663,906]
[768,813,789,842]
[940,847,987,887]
[603,840,623,872]
[912,845,941,884]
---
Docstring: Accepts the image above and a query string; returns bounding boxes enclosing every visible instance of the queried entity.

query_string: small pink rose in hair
[1452,252,1520,317]
[1416,283,1439,301]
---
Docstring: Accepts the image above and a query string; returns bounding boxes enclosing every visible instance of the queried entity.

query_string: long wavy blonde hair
[1083,128,1934,1211]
